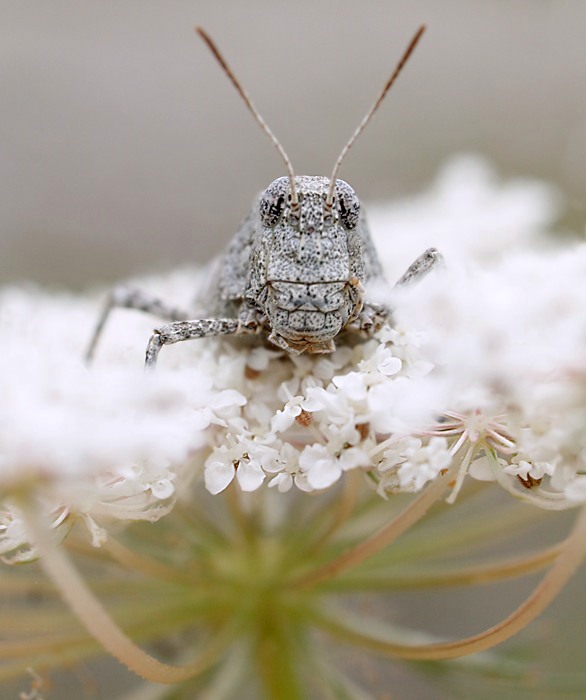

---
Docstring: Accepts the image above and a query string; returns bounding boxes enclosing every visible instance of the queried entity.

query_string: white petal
[306,461,342,490]
[468,456,496,482]
[150,479,175,500]
[204,461,236,495]
[268,473,293,492]
[236,461,266,492]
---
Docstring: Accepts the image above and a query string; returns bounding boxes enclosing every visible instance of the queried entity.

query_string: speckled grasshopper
[86,26,440,368]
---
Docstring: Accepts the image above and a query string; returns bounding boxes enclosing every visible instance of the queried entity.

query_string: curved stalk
[313,505,586,660]
[324,542,563,591]
[22,499,234,684]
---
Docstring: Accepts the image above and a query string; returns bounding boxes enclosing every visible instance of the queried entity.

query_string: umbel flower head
[1,156,586,698]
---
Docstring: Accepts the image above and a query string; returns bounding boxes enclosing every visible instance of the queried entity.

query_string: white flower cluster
[0,285,245,560]
[394,245,586,508]
[368,154,561,277]
[0,155,583,561]
[201,329,448,495]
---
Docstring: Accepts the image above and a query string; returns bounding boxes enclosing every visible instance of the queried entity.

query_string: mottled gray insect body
[209,175,387,355]
[85,25,441,369]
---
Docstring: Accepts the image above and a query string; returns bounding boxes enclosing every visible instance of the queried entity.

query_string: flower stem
[104,535,197,585]
[304,470,361,555]
[257,627,307,700]
[293,465,454,589]
[313,505,586,660]
[21,498,233,684]
[321,542,563,591]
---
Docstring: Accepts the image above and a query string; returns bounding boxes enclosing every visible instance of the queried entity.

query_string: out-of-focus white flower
[393,241,586,508]
[357,343,403,377]
[368,153,562,278]
[0,284,247,556]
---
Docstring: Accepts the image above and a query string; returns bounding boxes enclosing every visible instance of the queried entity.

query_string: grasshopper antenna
[195,26,299,206]
[326,25,426,206]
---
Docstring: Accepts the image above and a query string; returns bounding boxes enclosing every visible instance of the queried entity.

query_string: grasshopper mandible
[86,26,440,368]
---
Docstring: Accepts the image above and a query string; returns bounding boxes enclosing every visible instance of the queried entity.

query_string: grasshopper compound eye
[333,180,361,230]
[259,177,290,228]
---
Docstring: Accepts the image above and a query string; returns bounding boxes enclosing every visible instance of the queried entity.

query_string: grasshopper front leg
[395,247,443,287]
[348,247,443,338]
[145,317,260,369]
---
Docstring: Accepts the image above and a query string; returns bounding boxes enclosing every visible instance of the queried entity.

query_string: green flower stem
[302,470,362,556]
[226,481,259,543]
[402,494,544,553]
[103,535,198,585]
[0,584,195,639]
[21,498,235,684]
[319,542,563,591]
[190,643,252,700]
[0,594,229,684]
[256,621,306,700]
[312,505,586,660]
[293,464,455,589]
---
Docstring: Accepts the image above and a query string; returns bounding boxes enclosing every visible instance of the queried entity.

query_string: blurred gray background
[1,0,585,288]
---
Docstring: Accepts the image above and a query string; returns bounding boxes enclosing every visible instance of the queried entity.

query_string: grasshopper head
[257,176,364,354]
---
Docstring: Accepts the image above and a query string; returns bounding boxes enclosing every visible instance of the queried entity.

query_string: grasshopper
[86,26,440,368]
